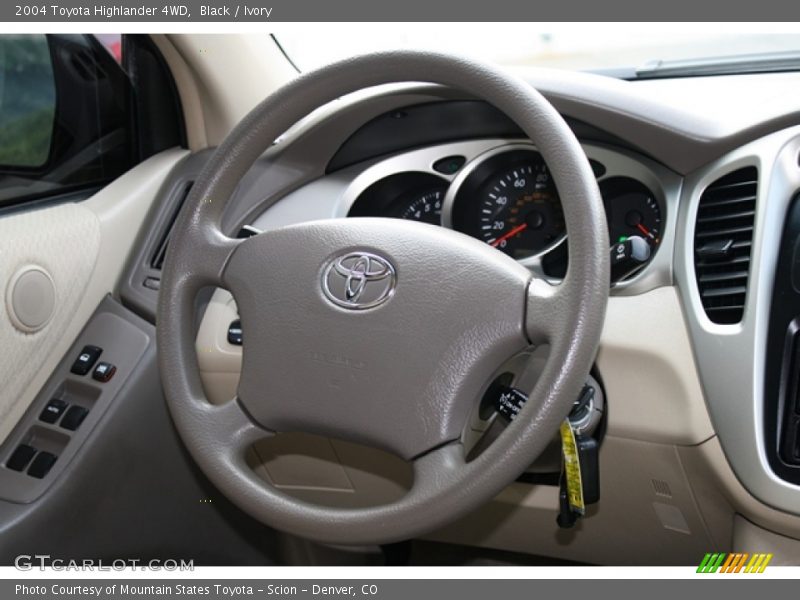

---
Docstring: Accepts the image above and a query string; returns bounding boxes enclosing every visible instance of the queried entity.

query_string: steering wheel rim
[157,51,609,545]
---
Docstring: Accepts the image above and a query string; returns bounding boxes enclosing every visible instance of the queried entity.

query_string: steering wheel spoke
[525,277,566,345]
[412,441,465,491]
[178,228,243,290]
[208,398,268,455]
[172,395,270,470]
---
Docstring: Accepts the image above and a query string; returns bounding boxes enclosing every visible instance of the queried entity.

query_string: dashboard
[118,75,800,560]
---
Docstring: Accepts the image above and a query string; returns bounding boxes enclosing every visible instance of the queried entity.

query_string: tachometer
[397,188,444,224]
[348,172,447,226]
[448,149,565,261]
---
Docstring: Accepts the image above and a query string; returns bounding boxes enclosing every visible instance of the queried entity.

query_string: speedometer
[477,164,564,260]
[448,148,565,261]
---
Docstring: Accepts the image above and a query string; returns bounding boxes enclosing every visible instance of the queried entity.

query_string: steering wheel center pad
[224,217,531,459]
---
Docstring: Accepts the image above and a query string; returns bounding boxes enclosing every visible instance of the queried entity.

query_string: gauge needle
[635,223,653,239]
[491,223,528,247]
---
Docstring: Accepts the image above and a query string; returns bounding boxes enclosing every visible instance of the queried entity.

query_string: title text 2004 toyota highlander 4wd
[1,32,800,566]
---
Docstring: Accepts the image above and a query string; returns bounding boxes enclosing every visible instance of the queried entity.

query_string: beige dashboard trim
[151,35,208,152]
[679,437,800,541]
[597,286,714,445]
[163,34,297,148]
[733,515,800,565]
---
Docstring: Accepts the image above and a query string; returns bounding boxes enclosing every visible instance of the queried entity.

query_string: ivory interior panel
[0,203,100,444]
[0,149,188,445]
[596,286,715,445]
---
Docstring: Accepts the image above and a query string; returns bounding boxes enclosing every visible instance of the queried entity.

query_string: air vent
[651,479,673,499]
[693,167,758,324]
[150,182,193,270]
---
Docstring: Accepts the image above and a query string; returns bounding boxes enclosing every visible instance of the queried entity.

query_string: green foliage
[0,107,53,167]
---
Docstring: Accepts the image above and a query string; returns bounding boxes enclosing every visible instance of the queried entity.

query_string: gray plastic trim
[254,71,800,179]
[675,124,800,516]
[120,149,216,322]
[0,297,150,503]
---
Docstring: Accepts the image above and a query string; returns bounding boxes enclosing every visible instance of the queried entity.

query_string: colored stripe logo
[697,552,773,573]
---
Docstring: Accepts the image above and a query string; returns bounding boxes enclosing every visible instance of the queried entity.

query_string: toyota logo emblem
[322,252,396,309]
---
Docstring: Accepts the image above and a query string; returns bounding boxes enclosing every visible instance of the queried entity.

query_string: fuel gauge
[601,177,662,249]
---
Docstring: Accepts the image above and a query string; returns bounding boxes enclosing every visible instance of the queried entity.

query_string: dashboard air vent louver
[693,167,758,324]
[150,182,193,270]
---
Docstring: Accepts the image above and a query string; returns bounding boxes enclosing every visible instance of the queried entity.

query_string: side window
[0,35,56,169]
[0,34,135,208]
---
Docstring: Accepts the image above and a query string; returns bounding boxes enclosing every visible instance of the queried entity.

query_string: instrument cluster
[347,143,664,281]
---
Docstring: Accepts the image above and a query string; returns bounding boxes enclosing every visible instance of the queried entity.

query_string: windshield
[275,25,800,75]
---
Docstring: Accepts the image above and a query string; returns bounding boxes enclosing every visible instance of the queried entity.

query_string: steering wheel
[157,51,609,546]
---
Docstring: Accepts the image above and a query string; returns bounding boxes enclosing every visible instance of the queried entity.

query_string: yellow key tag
[560,419,585,515]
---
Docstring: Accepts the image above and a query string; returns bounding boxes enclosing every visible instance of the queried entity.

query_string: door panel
[0,202,99,443]
[0,149,187,445]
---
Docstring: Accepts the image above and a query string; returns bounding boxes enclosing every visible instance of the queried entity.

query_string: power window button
[6,444,37,472]
[92,362,116,383]
[39,398,68,424]
[27,452,57,479]
[70,345,102,376]
[60,406,89,431]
